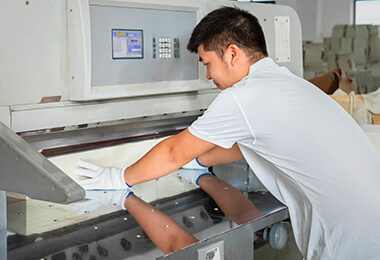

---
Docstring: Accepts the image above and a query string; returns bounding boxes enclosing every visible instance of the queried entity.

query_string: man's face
[198,44,235,90]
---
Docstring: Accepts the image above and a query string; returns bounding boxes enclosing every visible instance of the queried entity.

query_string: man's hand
[74,190,133,213]
[173,169,212,187]
[73,160,130,190]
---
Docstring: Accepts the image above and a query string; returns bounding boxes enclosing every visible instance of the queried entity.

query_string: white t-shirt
[189,57,380,260]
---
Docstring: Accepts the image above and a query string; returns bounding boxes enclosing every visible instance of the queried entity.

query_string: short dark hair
[187,6,268,60]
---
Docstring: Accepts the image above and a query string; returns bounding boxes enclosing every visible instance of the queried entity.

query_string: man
[75,7,380,260]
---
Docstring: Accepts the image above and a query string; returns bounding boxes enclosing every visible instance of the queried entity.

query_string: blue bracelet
[122,166,133,188]
[195,172,212,186]
[125,191,134,198]
[196,158,209,168]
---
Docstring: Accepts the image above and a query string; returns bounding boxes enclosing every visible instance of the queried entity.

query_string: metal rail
[0,121,85,204]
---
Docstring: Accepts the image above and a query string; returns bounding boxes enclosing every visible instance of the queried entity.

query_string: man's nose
[206,70,211,80]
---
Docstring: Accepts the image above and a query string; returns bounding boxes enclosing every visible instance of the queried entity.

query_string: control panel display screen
[112,29,143,59]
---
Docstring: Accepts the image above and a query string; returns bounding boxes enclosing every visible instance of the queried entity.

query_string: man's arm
[74,129,244,189]
[125,129,245,185]
[197,174,262,224]
[124,129,215,186]
[124,194,198,254]
[197,143,243,167]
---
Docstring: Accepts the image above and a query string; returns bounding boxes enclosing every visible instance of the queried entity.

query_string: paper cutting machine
[0,0,304,259]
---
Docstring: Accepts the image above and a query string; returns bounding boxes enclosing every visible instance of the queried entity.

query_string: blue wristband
[122,166,133,188]
[125,191,134,198]
[196,158,209,168]
[195,172,212,186]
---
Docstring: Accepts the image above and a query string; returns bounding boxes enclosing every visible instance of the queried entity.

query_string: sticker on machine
[275,16,291,63]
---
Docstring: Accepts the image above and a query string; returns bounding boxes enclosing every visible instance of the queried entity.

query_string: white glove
[182,158,209,170]
[73,160,130,190]
[73,190,133,213]
[173,169,212,187]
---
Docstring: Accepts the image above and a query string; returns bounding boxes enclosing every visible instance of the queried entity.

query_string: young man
[75,7,380,260]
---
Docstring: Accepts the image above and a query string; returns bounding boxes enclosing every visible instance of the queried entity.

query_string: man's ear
[226,44,239,66]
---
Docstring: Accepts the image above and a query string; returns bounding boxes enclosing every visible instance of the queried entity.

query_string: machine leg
[0,191,7,260]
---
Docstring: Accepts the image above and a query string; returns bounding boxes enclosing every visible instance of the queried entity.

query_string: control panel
[90,5,198,87]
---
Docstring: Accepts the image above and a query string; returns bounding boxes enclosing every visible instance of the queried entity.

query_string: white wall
[277,0,354,42]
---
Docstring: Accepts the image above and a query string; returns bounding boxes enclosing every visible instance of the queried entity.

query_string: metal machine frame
[0,0,303,259]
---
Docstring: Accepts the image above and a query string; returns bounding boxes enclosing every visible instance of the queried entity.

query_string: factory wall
[277,0,354,42]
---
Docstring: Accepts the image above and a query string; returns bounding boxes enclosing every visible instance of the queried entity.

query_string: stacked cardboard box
[303,42,328,79]
[368,26,380,94]
[304,24,380,94]
[369,26,380,64]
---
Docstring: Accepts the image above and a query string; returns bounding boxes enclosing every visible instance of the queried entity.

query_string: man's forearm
[123,138,184,186]
[124,194,198,253]
[197,174,262,224]
[124,129,216,186]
